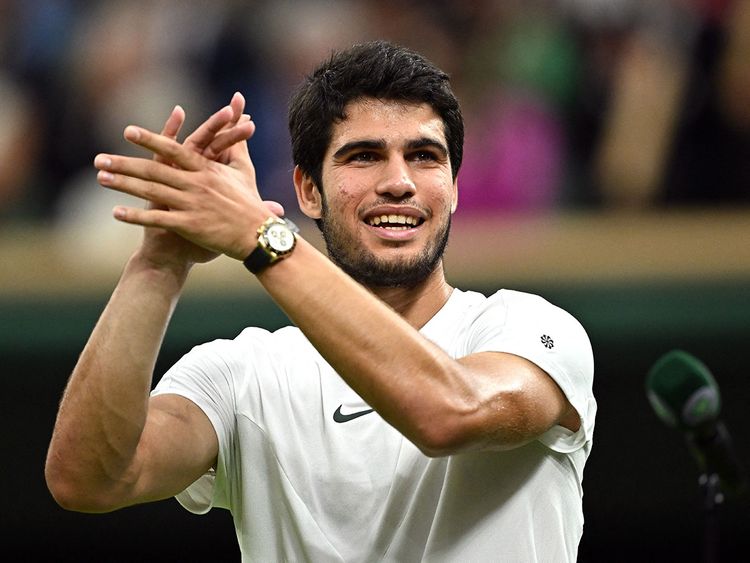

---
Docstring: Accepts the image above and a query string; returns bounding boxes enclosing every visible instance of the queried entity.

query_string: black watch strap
[243,246,272,274]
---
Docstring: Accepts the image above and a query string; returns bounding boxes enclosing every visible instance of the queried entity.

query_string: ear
[450,179,459,214]
[294,166,323,219]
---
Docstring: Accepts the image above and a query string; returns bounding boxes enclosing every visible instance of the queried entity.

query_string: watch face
[266,223,295,252]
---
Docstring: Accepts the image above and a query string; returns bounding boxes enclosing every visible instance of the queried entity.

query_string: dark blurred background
[1,0,749,561]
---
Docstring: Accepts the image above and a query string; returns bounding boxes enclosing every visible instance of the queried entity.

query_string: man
[46,41,595,561]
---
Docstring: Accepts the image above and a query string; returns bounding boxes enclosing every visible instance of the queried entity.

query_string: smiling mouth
[366,214,424,230]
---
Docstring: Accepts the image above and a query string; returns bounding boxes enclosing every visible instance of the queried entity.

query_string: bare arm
[45,253,217,512]
[257,239,579,456]
[90,125,580,459]
[45,95,265,512]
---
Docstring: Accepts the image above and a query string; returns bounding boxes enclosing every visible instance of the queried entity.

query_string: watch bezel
[243,216,299,274]
[262,221,297,255]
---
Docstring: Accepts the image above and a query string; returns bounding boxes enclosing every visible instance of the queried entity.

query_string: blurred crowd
[0,0,748,231]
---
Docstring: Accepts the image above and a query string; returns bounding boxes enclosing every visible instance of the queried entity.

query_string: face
[299,98,458,289]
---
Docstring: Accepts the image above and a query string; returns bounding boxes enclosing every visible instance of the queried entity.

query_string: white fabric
[152,288,596,562]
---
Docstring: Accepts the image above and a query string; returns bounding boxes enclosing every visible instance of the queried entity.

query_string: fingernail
[113,207,126,219]
[98,171,114,183]
[124,126,141,141]
[95,154,112,168]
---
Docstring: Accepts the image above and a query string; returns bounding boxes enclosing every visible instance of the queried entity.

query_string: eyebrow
[405,137,449,157]
[332,139,386,160]
[332,137,448,160]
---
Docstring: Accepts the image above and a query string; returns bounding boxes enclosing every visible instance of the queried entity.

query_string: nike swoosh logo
[333,405,374,423]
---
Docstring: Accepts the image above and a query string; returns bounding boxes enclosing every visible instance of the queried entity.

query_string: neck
[368,263,453,329]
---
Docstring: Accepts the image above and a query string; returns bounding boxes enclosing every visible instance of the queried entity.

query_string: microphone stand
[698,472,722,563]
[689,421,748,563]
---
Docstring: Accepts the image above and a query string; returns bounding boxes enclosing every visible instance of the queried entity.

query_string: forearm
[88,118,568,457]
[258,240,474,452]
[45,251,189,508]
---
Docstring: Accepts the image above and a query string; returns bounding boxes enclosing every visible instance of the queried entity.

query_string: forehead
[327,98,446,151]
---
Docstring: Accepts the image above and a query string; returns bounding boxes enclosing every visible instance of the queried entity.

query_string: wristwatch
[243,216,300,274]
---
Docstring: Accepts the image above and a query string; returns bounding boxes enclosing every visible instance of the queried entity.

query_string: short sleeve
[150,333,256,513]
[468,290,596,453]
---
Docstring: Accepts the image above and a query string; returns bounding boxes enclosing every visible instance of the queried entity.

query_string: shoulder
[467,288,593,380]
[485,289,587,334]
[486,288,559,311]
[482,289,596,450]
[154,325,311,407]
[161,326,307,386]
[449,287,570,322]
[189,325,306,356]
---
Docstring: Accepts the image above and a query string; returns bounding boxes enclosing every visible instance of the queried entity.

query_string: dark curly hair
[288,40,463,190]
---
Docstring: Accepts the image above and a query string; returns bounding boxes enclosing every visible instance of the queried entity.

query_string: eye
[410,150,438,162]
[350,151,378,163]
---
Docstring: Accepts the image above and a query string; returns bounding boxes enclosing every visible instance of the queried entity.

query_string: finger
[96,166,188,210]
[160,105,185,139]
[183,100,240,155]
[95,151,197,193]
[228,92,246,123]
[202,120,256,162]
[156,105,186,165]
[263,200,285,217]
[123,126,206,172]
[113,205,181,230]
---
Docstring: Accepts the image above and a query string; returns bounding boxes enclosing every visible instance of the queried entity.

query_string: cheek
[328,189,357,213]
[327,175,367,212]
[422,179,456,214]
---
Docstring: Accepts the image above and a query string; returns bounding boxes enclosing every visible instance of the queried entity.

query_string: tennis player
[46,40,595,562]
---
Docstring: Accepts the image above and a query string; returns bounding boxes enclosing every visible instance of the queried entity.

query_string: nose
[375,157,416,199]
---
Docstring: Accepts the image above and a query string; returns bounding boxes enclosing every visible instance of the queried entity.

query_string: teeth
[368,214,421,228]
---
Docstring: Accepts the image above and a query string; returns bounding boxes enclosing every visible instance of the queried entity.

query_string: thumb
[262,200,285,217]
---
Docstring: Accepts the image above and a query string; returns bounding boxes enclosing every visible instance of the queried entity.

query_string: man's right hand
[136,93,255,272]
[123,93,284,273]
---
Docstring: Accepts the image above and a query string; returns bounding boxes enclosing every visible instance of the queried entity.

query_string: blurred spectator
[591,0,697,208]
[0,0,79,221]
[211,0,373,213]
[0,74,41,220]
[0,0,747,232]
[48,1,220,266]
[457,3,578,211]
[662,0,750,206]
[565,0,750,208]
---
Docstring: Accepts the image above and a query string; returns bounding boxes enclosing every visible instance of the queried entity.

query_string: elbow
[408,399,481,458]
[412,422,472,458]
[407,390,533,457]
[414,439,459,459]
[46,478,88,513]
[46,479,119,514]
[45,458,119,513]
[45,471,95,513]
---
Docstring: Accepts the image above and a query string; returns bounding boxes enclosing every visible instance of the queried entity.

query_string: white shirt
[153,288,596,562]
